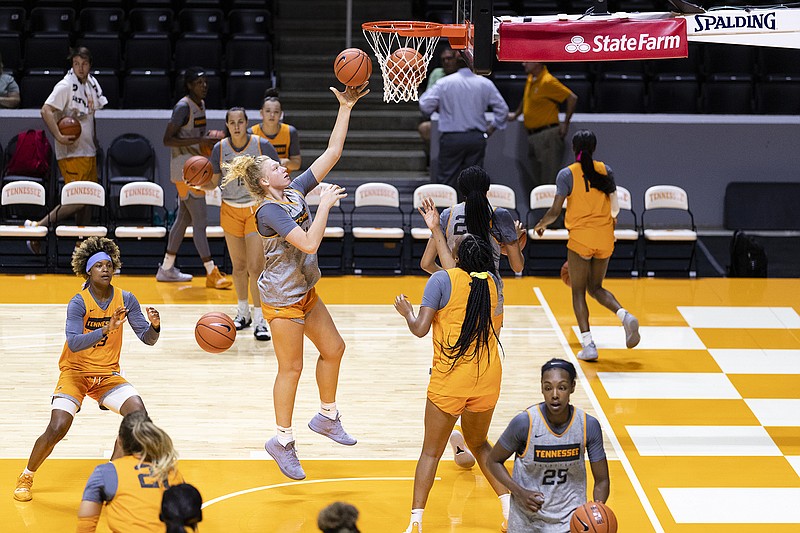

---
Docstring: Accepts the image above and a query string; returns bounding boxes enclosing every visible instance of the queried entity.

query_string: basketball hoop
[362,21,467,103]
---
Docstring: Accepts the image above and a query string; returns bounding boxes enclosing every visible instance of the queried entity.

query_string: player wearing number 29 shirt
[487,358,610,533]
[13,237,161,504]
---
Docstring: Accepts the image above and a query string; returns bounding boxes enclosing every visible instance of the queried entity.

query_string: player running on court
[395,233,511,533]
[206,106,280,341]
[14,237,160,502]
[221,83,368,481]
[534,130,640,361]
[487,358,610,533]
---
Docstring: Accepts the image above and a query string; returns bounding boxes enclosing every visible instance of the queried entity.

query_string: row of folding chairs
[0,179,697,277]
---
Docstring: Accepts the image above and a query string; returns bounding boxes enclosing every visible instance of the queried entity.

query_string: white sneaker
[577,342,599,361]
[449,426,476,469]
[403,521,421,533]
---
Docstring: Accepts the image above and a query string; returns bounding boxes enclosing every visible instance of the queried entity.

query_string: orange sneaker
[205,266,232,289]
[14,473,33,502]
[500,519,508,532]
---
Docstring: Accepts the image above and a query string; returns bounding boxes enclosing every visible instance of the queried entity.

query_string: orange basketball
[57,116,82,137]
[386,47,425,86]
[200,129,225,157]
[561,260,571,287]
[195,312,236,354]
[334,48,372,87]
[570,501,618,533]
[183,155,213,187]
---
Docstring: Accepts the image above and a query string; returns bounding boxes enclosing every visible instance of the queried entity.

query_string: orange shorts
[221,202,258,238]
[427,389,501,417]
[52,370,132,410]
[261,288,319,324]
[567,237,613,259]
[174,180,205,199]
[58,157,97,183]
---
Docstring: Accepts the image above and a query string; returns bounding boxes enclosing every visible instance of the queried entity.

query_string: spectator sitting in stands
[0,52,20,109]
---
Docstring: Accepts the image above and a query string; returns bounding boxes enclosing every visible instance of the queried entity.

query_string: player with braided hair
[77,411,184,532]
[534,130,640,362]
[13,237,161,502]
[394,234,511,533]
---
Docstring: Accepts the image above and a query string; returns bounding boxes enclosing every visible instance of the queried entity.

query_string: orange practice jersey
[564,161,615,250]
[106,455,184,533]
[429,269,502,397]
[252,122,291,159]
[58,287,124,374]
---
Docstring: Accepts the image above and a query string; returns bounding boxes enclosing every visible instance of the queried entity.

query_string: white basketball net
[363,24,441,103]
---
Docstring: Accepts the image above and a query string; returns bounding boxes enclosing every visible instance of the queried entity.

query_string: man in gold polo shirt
[508,62,577,193]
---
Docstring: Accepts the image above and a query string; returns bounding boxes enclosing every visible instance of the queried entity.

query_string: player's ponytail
[118,411,178,484]
[161,484,203,533]
[442,235,501,370]
[457,166,493,245]
[221,154,273,201]
[573,130,615,195]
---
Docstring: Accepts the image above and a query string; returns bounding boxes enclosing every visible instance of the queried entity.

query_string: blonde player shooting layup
[395,230,511,533]
[14,237,161,502]
[251,88,302,173]
[533,130,639,361]
[221,83,368,481]
[487,359,610,533]
[76,412,183,533]
[205,107,280,341]
[157,67,231,289]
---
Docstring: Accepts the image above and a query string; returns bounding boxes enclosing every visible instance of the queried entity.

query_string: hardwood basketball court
[1,274,798,532]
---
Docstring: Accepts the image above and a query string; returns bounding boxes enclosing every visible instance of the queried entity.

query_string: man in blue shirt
[419,54,508,187]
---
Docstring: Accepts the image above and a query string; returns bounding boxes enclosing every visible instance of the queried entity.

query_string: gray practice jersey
[255,170,320,307]
[169,96,205,183]
[508,404,588,533]
[212,135,279,205]
[440,203,518,316]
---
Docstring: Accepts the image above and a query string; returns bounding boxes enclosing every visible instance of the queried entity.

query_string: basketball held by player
[533,130,640,361]
[14,237,161,503]
[221,83,368,481]
[394,235,511,533]
[487,359,610,533]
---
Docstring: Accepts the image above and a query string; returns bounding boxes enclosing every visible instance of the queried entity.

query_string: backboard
[453,0,494,75]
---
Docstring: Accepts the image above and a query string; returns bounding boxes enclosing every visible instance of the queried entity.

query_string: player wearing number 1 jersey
[488,359,609,533]
[76,411,184,533]
[13,237,161,503]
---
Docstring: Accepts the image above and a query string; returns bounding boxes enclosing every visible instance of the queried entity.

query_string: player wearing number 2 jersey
[76,411,184,533]
[13,237,161,503]
[488,359,609,533]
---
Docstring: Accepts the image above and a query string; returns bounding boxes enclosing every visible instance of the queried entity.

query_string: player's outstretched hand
[146,306,160,328]
[393,294,413,318]
[318,183,347,209]
[109,306,128,332]
[330,82,369,108]
[418,197,440,230]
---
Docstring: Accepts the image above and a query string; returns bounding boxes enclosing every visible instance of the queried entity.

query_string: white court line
[534,287,665,533]
[202,476,428,509]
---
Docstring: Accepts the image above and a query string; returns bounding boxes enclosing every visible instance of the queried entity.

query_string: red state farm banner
[497,18,687,62]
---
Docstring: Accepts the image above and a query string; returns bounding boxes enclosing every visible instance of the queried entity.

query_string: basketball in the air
[57,116,82,138]
[570,501,618,533]
[334,48,372,86]
[561,261,571,287]
[183,155,213,187]
[195,312,236,354]
[386,47,425,86]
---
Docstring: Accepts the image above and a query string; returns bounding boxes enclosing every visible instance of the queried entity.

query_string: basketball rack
[362,21,469,103]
